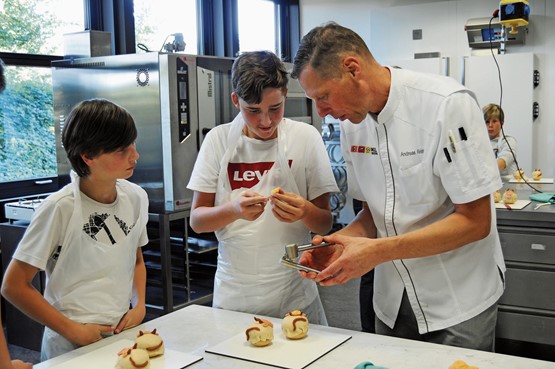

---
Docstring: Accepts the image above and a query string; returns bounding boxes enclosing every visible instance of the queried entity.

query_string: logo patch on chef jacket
[350,145,377,155]
[227,161,292,190]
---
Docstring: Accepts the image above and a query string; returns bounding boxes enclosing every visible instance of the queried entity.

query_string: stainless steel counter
[33,305,555,369]
[494,181,555,348]
[496,182,555,227]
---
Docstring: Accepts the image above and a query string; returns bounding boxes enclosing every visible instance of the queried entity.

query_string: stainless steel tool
[280,242,335,273]
[280,256,321,273]
[285,242,335,259]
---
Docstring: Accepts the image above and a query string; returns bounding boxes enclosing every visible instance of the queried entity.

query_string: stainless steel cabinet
[0,222,45,351]
[496,215,555,346]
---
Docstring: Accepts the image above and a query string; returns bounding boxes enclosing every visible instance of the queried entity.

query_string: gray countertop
[496,182,555,227]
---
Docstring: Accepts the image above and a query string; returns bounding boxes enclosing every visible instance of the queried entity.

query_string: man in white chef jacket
[291,22,505,351]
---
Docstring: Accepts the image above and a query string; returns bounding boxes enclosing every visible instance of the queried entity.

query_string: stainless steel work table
[495,182,555,227]
[495,182,555,349]
[33,304,555,369]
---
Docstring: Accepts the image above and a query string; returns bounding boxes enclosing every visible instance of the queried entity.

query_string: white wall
[300,0,555,178]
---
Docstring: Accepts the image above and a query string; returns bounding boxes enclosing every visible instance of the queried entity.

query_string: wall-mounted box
[465,17,525,49]
[63,31,112,59]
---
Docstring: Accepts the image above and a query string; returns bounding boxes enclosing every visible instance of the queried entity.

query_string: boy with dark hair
[2,99,149,360]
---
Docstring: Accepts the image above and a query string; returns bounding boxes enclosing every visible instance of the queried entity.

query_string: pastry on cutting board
[513,169,525,182]
[532,168,543,181]
[493,190,502,203]
[282,310,309,340]
[502,189,518,205]
[246,317,274,347]
[115,344,151,369]
[449,359,478,369]
[135,329,164,358]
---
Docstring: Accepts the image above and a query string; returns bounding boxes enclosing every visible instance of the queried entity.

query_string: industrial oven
[51,53,316,213]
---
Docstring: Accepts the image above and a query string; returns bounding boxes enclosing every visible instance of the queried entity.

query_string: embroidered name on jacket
[350,145,378,155]
[227,161,292,190]
[400,149,424,156]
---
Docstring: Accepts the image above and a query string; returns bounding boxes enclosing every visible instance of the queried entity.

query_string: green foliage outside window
[0,67,56,181]
[0,0,68,182]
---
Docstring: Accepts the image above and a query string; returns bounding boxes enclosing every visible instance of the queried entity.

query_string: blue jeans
[375,289,498,351]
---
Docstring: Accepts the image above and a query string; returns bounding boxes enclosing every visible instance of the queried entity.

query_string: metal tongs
[280,242,335,273]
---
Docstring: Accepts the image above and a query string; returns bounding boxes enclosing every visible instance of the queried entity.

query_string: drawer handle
[531,243,546,251]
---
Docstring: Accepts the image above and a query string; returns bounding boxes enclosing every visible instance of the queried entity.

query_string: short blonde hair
[483,103,504,123]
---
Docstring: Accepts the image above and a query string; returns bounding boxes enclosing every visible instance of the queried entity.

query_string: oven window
[0,65,56,182]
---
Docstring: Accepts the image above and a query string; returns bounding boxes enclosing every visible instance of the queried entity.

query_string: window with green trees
[1,0,299,194]
[0,0,83,183]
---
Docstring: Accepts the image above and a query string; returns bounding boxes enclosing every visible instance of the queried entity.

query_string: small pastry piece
[493,190,501,203]
[271,187,281,195]
[532,169,543,181]
[502,189,518,205]
[135,329,164,357]
[116,344,151,369]
[449,359,479,369]
[281,310,309,340]
[513,169,525,182]
[246,317,274,347]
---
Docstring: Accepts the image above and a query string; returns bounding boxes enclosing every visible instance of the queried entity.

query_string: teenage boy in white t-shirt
[2,99,149,360]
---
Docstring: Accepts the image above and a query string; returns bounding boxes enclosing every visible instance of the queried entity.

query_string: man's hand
[299,234,378,286]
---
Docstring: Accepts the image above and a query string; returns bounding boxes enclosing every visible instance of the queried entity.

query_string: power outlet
[413,29,422,40]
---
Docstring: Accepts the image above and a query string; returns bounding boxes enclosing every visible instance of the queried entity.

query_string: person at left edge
[0,59,33,369]
[187,50,339,324]
[1,99,149,360]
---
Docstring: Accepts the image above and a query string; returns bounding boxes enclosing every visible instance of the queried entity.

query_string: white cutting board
[50,339,202,369]
[206,324,351,369]
[508,177,554,184]
[495,199,531,210]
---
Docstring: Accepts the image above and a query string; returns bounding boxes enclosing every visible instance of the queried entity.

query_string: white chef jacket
[341,67,505,334]
[490,135,518,181]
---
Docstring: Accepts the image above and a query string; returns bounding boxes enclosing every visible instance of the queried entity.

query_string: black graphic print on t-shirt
[83,212,135,245]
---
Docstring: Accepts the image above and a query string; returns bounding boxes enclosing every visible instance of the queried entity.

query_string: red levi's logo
[227,161,293,190]
[227,162,275,190]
